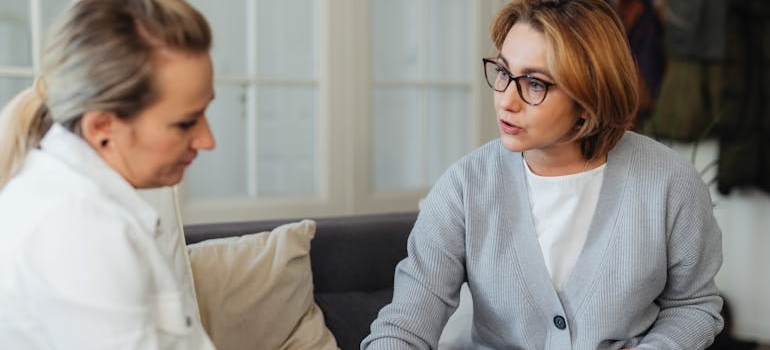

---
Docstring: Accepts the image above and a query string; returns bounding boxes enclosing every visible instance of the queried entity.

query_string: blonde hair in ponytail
[0,79,52,189]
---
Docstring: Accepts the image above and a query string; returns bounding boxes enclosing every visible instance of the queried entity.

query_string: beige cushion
[188,220,338,350]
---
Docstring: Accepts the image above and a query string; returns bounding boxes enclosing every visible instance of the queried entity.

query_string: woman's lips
[180,153,197,167]
[499,119,522,134]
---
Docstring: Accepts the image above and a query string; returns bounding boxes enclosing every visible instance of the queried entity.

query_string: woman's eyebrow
[496,54,510,67]
[497,53,553,79]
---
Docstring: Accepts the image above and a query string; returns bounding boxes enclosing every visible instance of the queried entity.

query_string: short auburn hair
[490,0,639,160]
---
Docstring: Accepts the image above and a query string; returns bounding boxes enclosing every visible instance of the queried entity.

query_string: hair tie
[33,75,48,102]
[30,76,53,133]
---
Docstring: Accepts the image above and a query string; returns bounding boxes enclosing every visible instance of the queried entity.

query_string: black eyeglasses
[482,58,555,106]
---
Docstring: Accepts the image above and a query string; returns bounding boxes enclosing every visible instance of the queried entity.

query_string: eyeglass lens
[483,60,549,105]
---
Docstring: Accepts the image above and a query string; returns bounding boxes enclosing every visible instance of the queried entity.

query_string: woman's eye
[526,77,547,91]
[177,119,198,130]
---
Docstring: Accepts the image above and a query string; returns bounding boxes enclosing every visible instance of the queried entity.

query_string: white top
[0,124,215,350]
[524,159,606,290]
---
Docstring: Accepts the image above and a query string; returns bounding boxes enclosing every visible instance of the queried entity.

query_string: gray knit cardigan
[363,132,724,350]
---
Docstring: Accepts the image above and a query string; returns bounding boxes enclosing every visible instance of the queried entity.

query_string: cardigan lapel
[501,146,565,315]
[558,133,632,315]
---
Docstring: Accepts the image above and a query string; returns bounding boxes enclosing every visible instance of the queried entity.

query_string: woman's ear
[580,108,590,121]
[576,109,591,127]
[80,111,118,150]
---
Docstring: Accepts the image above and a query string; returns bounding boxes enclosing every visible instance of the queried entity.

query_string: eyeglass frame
[482,58,555,106]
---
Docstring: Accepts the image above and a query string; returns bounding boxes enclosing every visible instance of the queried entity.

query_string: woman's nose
[497,83,523,111]
[192,116,216,150]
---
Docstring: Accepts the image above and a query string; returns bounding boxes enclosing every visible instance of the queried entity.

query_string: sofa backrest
[184,211,418,293]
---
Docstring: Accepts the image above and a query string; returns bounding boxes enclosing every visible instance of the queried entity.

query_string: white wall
[713,189,770,342]
[669,139,770,343]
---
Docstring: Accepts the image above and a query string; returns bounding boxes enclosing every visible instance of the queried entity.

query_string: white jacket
[0,124,216,350]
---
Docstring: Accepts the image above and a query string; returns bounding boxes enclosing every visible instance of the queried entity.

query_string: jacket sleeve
[18,203,178,350]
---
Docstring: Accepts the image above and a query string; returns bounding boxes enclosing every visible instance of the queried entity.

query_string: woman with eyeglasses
[0,0,217,348]
[362,0,723,349]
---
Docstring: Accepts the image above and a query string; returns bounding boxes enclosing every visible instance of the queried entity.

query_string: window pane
[0,2,31,67]
[372,0,420,81]
[370,0,474,193]
[427,88,470,182]
[257,0,316,79]
[372,87,422,191]
[256,85,317,196]
[40,0,71,37]
[188,0,248,76]
[0,77,32,107]
[185,83,248,198]
[427,0,471,82]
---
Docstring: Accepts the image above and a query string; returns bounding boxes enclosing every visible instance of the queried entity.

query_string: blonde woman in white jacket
[0,0,217,348]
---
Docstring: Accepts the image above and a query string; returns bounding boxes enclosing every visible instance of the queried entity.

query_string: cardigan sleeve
[363,165,468,349]
[636,168,724,349]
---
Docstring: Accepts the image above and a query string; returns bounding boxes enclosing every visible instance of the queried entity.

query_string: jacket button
[553,315,566,330]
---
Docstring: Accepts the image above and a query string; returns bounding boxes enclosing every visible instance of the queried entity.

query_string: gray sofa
[183,210,755,350]
[183,211,418,350]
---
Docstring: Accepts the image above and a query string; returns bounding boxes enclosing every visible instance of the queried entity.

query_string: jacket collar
[39,123,159,234]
